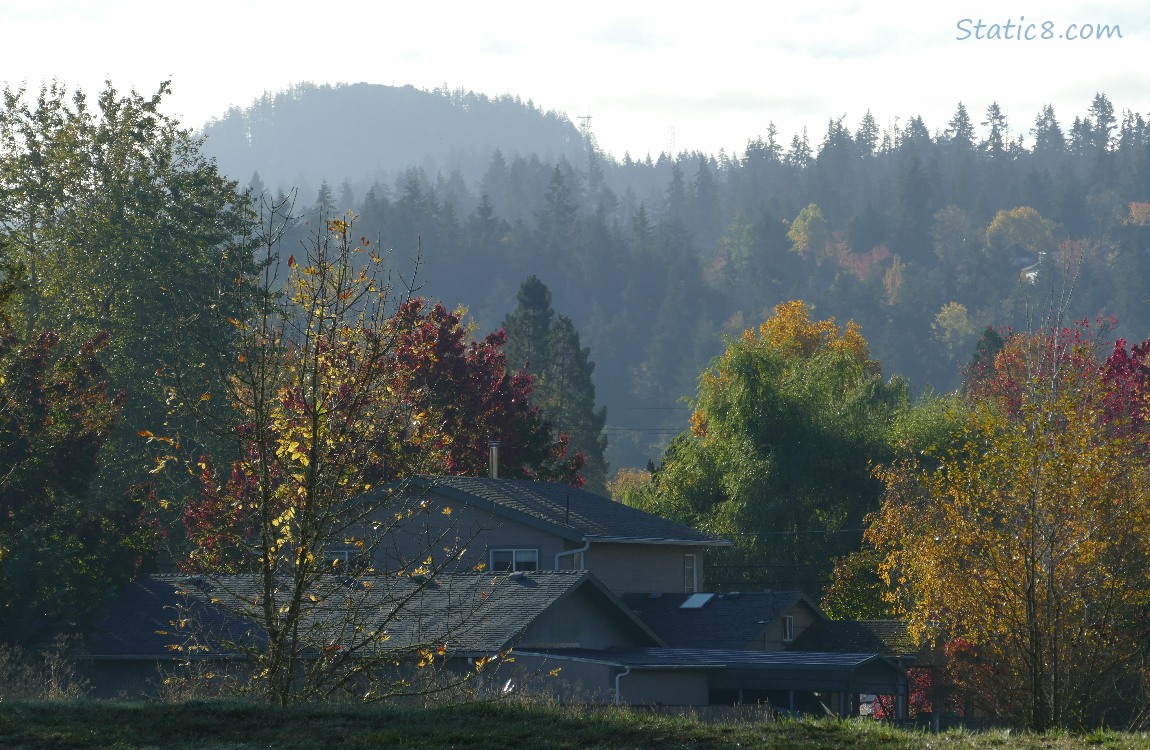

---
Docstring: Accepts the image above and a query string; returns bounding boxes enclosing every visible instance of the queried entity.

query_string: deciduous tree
[868,318,1150,729]
[638,300,906,594]
[0,317,154,642]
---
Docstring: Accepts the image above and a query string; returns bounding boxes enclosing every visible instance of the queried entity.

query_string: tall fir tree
[503,276,609,492]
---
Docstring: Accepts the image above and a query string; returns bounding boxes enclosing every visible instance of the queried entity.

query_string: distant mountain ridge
[199,81,584,192]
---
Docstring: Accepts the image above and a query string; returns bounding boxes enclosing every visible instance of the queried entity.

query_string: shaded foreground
[0,701,1146,749]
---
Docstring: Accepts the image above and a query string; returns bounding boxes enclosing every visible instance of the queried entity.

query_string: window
[490,548,539,572]
[683,553,699,593]
[326,549,369,575]
[783,615,795,642]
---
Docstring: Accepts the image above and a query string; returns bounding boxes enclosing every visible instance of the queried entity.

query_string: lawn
[0,701,1145,750]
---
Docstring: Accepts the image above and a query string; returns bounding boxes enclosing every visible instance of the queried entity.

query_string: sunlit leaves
[868,323,1150,728]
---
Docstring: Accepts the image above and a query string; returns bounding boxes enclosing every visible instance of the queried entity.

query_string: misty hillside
[197,84,1150,473]
[200,82,584,194]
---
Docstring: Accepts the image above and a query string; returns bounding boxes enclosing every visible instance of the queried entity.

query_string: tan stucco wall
[621,669,709,706]
[762,600,821,651]
[519,587,656,650]
[584,543,704,595]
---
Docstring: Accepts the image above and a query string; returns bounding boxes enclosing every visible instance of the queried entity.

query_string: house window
[490,548,539,572]
[327,549,369,575]
[783,615,795,642]
[684,553,699,593]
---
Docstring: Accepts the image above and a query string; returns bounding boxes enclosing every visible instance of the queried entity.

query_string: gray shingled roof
[523,646,896,670]
[622,591,810,649]
[517,647,905,694]
[86,571,645,659]
[788,619,917,657]
[406,476,729,546]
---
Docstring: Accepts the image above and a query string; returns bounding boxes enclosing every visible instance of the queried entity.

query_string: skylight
[679,593,715,609]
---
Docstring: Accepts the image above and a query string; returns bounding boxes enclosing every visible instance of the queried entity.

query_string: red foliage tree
[0,320,154,640]
[386,298,583,484]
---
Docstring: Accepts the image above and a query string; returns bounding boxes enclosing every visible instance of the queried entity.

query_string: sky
[3,0,1148,159]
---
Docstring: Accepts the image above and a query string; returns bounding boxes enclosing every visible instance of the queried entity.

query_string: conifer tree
[503,276,609,491]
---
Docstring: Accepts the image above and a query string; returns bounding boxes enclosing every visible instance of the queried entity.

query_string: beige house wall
[620,669,709,706]
[584,543,703,595]
[369,491,708,597]
[762,600,822,651]
[519,588,656,650]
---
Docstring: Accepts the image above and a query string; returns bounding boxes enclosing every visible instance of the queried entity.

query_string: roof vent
[488,440,500,479]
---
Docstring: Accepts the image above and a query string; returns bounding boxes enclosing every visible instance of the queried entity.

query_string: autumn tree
[868,317,1150,729]
[0,315,154,642]
[384,297,584,484]
[0,80,255,501]
[172,207,477,704]
[172,203,578,703]
[635,300,907,594]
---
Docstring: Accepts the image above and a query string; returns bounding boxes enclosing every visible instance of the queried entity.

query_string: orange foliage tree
[638,300,906,593]
[868,318,1150,729]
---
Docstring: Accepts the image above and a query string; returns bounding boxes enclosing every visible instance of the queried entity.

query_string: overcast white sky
[3,0,1147,158]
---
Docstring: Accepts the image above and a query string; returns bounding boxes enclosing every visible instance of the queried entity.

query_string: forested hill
[200,82,584,194]
[199,86,1150,473]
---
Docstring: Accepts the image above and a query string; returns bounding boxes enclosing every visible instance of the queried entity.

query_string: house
[85,476,908,713]
[374,476,730,596]
[82,570,664,700]
[616,589,907,715]
[621,590,823,651]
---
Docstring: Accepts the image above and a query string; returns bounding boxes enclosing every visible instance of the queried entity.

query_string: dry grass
[0,700,1148,749]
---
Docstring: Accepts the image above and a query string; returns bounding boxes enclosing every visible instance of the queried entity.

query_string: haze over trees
[5,75,1150,728]
[0,82,585,646]
[206,84,1150,472]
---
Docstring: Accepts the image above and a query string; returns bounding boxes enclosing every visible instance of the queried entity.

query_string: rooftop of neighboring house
[788,618,918,659]
[399,476,731,547]
[85,570,661,660]
[621,590,814,649]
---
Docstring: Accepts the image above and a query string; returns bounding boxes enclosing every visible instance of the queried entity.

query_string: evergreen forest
[208,83,1150,474]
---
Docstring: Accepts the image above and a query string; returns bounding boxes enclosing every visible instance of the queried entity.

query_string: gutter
[588,537,733,547]
[554,540,591,571]
[614,665,631,706]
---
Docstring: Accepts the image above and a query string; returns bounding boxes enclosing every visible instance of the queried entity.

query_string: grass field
[0,701,1147,750]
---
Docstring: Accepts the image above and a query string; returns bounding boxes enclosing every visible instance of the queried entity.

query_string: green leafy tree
[0,80,255,498]
[640,300,907,594]
[0,317,155,642]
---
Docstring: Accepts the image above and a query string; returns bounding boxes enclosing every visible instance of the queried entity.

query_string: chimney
[488,440,500,479]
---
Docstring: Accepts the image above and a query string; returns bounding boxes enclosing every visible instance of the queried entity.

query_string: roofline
[403,477,587,543]
[518,647,904,671]
[515,650,710,670]
[403,477,729,546]
[588,537,733,547]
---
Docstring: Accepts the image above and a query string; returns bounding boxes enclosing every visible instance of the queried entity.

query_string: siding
[518,588,656,650]
[585,543,703,595]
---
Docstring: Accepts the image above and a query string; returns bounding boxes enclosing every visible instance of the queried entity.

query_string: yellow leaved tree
[869,318,1150,729]
[168,202,486,704]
